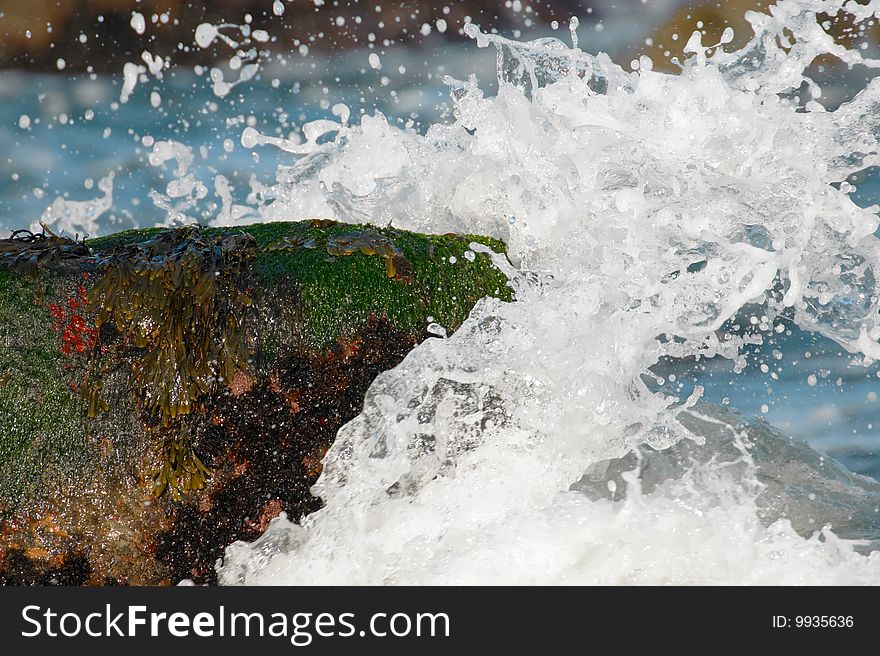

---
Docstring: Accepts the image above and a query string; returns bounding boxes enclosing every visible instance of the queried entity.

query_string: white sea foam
[36,172,114,236]
[213,0,880,584]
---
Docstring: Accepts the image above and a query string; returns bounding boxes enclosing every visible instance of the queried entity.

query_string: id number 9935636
[772,616,854,628]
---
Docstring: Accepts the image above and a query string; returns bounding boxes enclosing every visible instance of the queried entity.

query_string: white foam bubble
[119,62,146,104]
[142,51,165,77]
[195,23,219,49]
[130,12,146,35]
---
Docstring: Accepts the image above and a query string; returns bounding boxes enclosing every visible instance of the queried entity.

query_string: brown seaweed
[152,427,212,501]
[0,225,92,275]
[89,226,258,423]
[265,234,318,252]
[326,228,404,278]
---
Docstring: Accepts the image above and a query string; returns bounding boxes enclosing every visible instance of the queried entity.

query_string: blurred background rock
[5,0,873,74]
[0,0,584,71]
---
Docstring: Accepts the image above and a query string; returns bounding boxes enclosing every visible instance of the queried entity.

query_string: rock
[573,403,880,550]
[0,0,563,72]
[638,1,880,73]
[0,220,512,584]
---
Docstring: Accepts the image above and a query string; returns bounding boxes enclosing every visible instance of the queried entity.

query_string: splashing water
[36,172,114,236]
[212,0,880,584]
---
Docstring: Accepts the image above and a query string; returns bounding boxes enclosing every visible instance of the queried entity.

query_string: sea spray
[214,0,880,584]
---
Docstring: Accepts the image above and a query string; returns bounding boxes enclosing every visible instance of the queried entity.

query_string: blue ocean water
[1,44,879,483]
[0,48,483,232]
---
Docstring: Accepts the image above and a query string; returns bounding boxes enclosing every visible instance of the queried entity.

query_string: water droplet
[427,323,447,338]
[130,11,146,35]
[195,23,219,49]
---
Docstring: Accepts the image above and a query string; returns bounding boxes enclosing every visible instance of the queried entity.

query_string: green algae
[0,270,90,512]
[243,220,513,349]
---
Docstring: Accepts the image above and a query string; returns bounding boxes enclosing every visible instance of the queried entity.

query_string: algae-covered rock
[0,220,512,584]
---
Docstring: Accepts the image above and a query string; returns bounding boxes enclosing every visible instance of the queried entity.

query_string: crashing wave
[213,0,880,584]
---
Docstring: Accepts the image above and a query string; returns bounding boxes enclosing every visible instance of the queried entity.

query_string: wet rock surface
[157,317,416,584]
[573,403,880,551]
[0,220,512,585]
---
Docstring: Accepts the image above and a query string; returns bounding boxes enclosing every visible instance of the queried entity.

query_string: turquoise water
[654,319,880,480]
[0,50,480,232]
